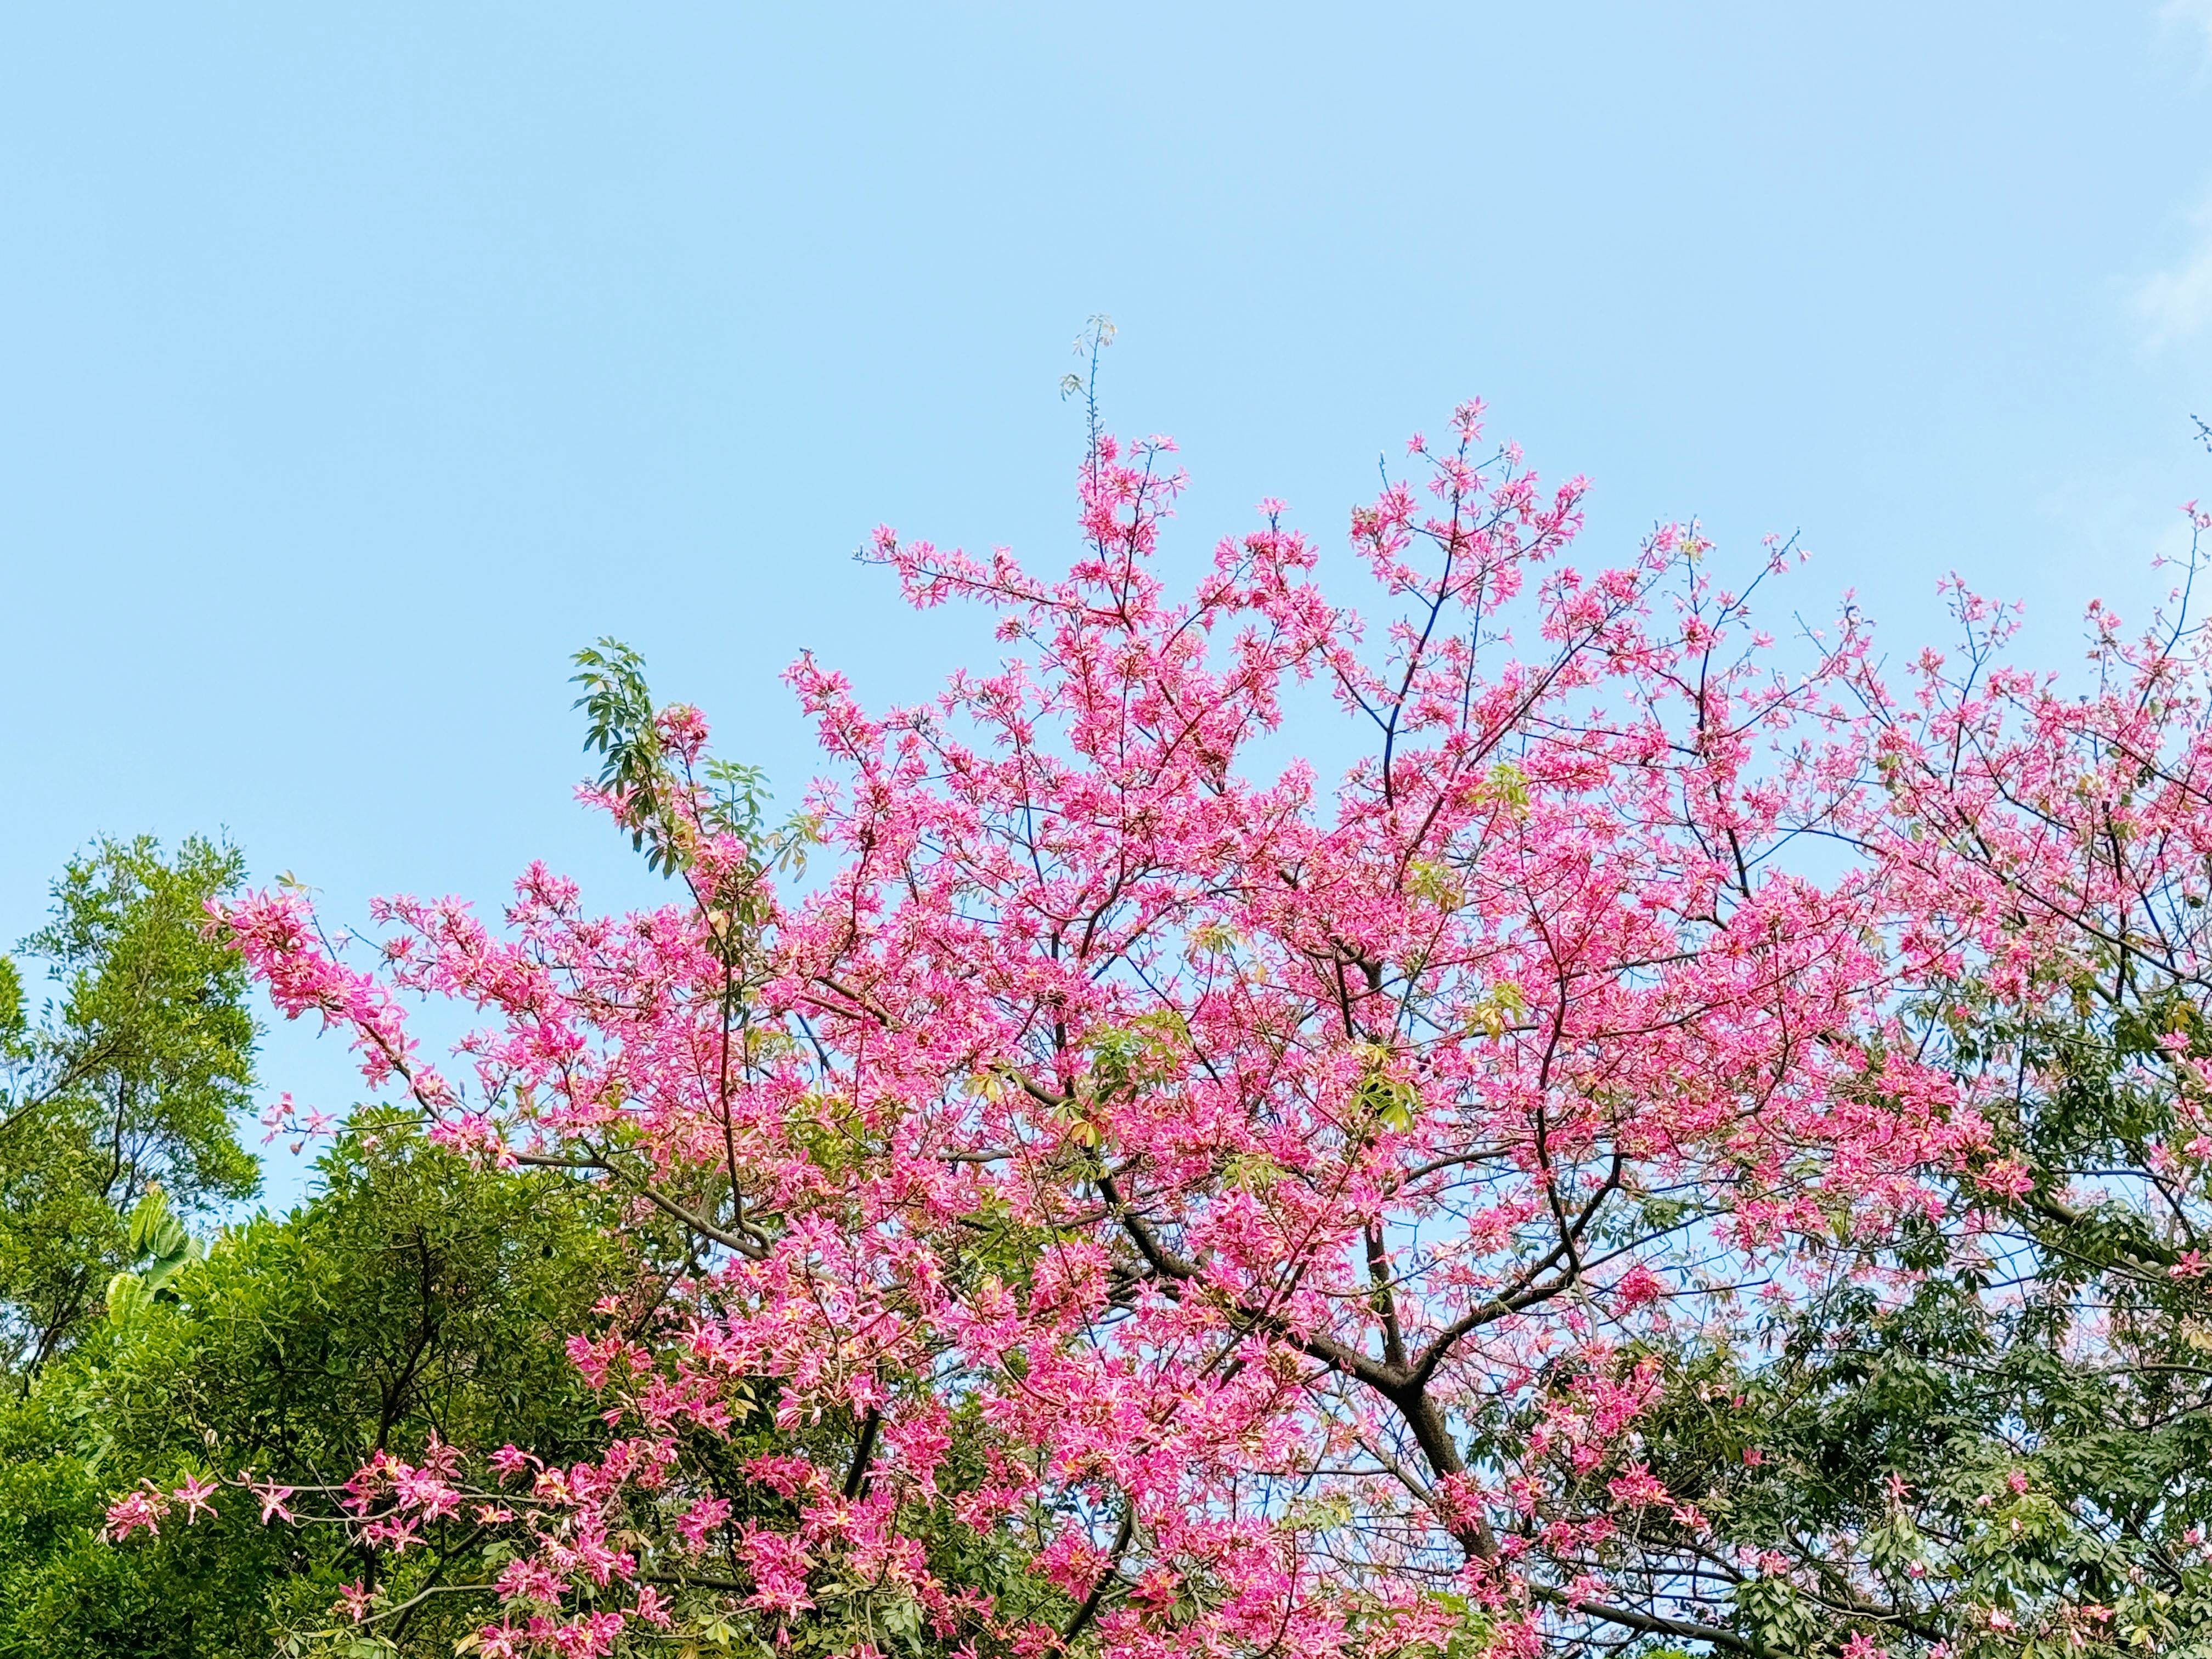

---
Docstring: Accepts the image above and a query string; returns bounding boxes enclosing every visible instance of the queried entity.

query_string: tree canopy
[0,835,258,1381]
[32,398,2212,1658]
[0,1120,629,1658]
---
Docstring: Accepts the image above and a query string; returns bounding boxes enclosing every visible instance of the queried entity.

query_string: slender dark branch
[1097,1172,1402,1392]
[512,1150,767,1258]
[1061,1503,1137,1645]
[1526,1583,1770,1657]
[842,1406,882,1500]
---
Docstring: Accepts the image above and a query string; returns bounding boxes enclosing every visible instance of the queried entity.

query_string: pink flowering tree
[129,385,2212,1656]
[1753,492,2212,1652]
[1531,472,2212,1658]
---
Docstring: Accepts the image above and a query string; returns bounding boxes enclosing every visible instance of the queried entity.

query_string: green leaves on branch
[572,640,820,935]
[0,834,257,1381]
[1352,1042,1419,1133]
[573,637,692,875]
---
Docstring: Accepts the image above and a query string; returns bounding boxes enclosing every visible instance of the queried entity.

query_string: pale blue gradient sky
[4,4,2210,1206]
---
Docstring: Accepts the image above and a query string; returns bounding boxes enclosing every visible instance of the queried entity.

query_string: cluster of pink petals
[103,1474,217,1541]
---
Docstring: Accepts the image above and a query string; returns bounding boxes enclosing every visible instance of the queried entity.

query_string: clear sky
[4,4,2210,1206]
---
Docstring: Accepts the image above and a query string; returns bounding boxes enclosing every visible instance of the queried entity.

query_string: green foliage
[0,956,26,1056]
[104,1187,203,1325]
[1607,962,2212,1657]
[0,836,258,1381]
[572,638,815,899]
[0,1122,631,1658]
[572,638,683,872]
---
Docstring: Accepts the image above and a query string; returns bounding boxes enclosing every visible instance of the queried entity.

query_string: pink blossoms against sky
[122,399,2212,1658]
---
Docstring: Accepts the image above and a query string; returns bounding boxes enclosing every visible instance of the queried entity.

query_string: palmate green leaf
[124,1188,189,1266]
[1353,1064,1418,1133]
[101,1271,151,1325]
[700,756,772,845]
[104,1190,203,1329]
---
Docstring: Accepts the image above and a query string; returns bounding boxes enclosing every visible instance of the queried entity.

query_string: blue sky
[4,4,2210,1206]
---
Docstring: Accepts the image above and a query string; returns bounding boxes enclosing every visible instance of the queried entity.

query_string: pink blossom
[103,1483,170,1542]
[172,1472,218,1524]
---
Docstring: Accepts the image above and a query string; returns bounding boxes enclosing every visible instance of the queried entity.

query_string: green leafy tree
[0,1120,636,1658]
[0,836,259,1381]
[1555,965,2212,1658]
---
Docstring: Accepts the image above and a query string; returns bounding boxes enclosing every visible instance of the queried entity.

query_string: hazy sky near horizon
[5,4,2211,1207]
